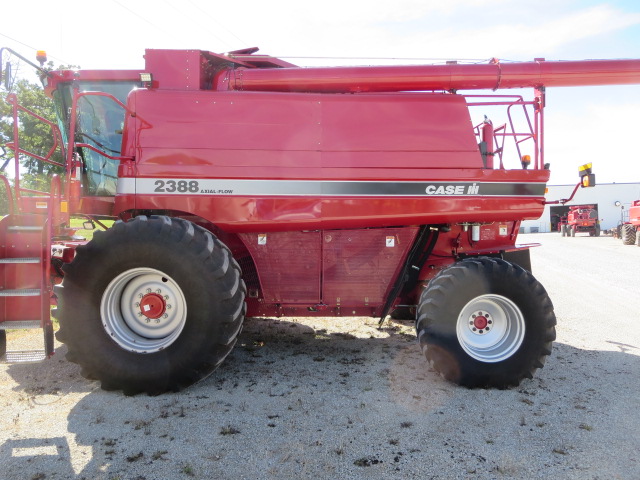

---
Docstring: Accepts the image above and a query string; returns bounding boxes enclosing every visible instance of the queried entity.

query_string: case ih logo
[425,183,480,195]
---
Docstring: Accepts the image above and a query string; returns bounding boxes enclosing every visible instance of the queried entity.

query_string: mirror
[3,61,12,90]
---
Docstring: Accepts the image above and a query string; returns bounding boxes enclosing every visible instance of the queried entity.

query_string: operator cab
[45,72,142,197]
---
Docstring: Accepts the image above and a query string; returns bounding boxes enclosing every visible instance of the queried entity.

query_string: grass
[69,217,114,242]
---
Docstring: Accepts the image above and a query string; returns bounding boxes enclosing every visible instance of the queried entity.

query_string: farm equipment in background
[557,215,568,235]
[620,200,640,245]
[1,46,639,394]
[564,205,600,237]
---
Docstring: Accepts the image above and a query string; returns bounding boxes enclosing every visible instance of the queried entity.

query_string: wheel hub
[468,311,492,334]
[139,293,166,319]
[101,268,187,353]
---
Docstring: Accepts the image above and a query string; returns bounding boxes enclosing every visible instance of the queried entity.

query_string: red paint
[139,293,166,319]
[226,59,640,93]
[474,316,488,330]
[17,49,639,316]
[629,201,640,226]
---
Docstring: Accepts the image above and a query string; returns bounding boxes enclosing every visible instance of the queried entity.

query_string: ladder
[0,181,60,363]
[0,93,66,363]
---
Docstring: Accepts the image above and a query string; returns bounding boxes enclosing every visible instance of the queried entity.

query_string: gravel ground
[1,232,639,480]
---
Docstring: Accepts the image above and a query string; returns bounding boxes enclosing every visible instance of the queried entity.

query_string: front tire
[56,215,246,395]
[416,257,555,388]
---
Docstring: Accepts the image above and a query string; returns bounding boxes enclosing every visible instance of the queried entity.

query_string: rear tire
[0,330,6,359]
[416,257,555,388]
[56,215,246,395]
[622,224,636,245]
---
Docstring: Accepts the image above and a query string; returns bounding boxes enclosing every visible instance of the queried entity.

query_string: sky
[2,0,640,185]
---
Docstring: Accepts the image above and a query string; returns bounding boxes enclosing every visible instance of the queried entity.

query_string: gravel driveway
[1,233,639,479]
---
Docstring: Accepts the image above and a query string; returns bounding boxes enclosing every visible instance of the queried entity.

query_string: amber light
[36,50,47,65]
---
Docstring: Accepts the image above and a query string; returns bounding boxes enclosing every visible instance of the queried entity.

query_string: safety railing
[4,93,66,213]
[466,94,542,171]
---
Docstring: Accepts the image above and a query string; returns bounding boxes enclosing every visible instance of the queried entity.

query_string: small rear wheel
[416,257,556,388]
[622,224,636,245]
[0,330,6,359]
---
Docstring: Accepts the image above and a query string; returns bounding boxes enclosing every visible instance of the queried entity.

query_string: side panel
[121,89,548,230]
[322,227,419,307]
[238,231,321,304]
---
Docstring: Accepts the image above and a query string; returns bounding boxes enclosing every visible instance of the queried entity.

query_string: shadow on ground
[2,316,640,479]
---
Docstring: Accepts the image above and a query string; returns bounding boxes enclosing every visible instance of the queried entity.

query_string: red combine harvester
[620,200,640,245]
[1,47,638,394]
[564,205,600,237]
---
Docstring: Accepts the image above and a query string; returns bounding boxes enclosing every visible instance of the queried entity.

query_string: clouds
[206,1,640,62]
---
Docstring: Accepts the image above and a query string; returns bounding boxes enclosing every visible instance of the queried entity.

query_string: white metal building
[521,182,640,233]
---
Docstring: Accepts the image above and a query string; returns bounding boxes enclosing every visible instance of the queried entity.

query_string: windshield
[53,81,138,196]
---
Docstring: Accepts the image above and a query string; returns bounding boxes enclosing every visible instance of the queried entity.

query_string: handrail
[467,94,540,171]
[5,93,66,167]
[74,143,134,162]
[41,174,61,327]
[4,93,66,212]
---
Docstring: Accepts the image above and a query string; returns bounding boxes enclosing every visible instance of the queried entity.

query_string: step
[0,257,40,264]
[2,350,47,363]
[0,320,42,330]
[7,226,44,233]
[0,289,41,297]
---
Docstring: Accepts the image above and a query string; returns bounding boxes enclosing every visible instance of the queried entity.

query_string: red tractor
[564,205,600,237]
[0,47,638,394]
[620,200,640,245]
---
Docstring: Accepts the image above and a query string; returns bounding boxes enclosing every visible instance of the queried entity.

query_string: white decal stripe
[117,178,136,195]
[117,178,546,197]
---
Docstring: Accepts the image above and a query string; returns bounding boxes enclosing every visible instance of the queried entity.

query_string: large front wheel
[416,257,556,388]
[56,216,246,395]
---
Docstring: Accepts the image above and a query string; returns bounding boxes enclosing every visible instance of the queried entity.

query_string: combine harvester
[0,46,638,394]
[620,200,640,245]
[564,205,600,237]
